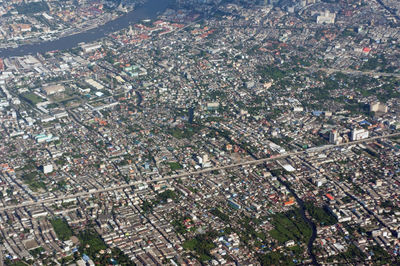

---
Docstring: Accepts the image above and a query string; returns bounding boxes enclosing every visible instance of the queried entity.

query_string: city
[0,0,400,265]
[0,0,142,49]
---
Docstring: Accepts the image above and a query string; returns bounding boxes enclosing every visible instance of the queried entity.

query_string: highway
[1,132,399,212]
[375,0,400,21]
[307,67,400,79]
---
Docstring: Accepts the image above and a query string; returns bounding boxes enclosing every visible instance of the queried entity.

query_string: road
[1,132,399,212]
[375,0,400,21]
[307,67,400,79]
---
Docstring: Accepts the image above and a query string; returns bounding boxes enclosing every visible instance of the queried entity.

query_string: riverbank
[0,0,172,58]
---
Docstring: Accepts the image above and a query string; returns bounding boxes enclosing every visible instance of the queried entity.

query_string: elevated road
[307,67,400,79]
[375,0,400,22]
[1,132,399,212]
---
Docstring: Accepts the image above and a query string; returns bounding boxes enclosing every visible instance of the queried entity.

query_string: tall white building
[351,128,369,141]
[370,102,388,113]
[329,129,338,144]
[317,10,336,24]
[43,164,53,174]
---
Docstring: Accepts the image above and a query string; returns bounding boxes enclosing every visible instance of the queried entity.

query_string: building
[312,176,326,187]
[228,199,241,210]
[285,240,296,247]
[265,0,280,6]
[43,84,65,95]
[326,193,334,201]
[43,164,53,174]
[201,154,211,168]
[293,106,304,112]
[317,10,336,24]
[207,102,220,110]
[10,24,32,33]
[370,102,388,113]
[329,129,338,144]
[35,134,53,143]
[301,0,317,7]
[80,43,102,53]
[86,79,104,90]
[351,128,369,141]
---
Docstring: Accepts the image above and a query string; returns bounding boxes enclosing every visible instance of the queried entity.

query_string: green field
[21,92,44,105]
[78,230,107,258]
[50,218,73,241]
[22,172,46,192]
[304,202,337,226]
[168,125,203,139]
[183,231,217,261]
[167,162,183,171]
[269,209,312,244]
[15,2,49,15]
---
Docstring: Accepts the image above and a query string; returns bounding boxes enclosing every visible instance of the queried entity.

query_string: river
[277,176,319,266]
[0,0,171,58]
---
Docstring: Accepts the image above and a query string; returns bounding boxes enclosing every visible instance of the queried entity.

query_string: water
[0,0,171,58]
[281,179,319,266]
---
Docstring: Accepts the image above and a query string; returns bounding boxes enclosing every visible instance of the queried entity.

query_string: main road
[1,132,399,212]
[307,66,400,79]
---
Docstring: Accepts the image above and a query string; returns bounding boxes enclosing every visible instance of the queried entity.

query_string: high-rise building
[317,10,336,24]
[329,129,338,144]
[202,154,208,163]
[265,0,279,6]
[43,164,53,174]
[369,102,388,113]
[351,128,369,141]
